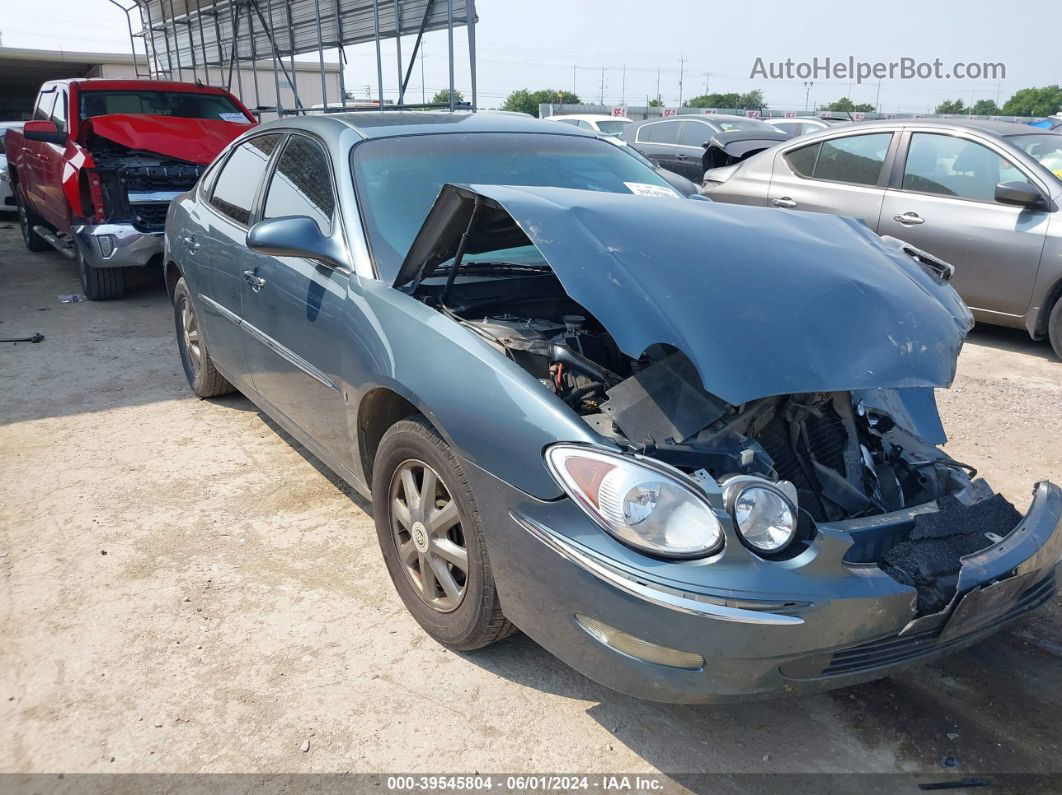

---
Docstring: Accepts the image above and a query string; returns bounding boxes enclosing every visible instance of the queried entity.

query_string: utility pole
[656,69,661,103]
[704,71,709,93]
[573,64,576,95]
[874,79,881,113]
[678,56,685,107]
[600,66,605,105]
[621,65,626,106]
[995,83,1001,107]
[803,80,813,113]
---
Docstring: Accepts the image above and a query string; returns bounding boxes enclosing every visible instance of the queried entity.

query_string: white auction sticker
[219,112,252,123]
[624,182,680,198]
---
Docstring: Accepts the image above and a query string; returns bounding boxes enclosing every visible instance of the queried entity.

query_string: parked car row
[702,118,1062,357]
[7,89,1062,704]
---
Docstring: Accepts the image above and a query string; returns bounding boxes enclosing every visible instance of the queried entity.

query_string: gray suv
[703,119,1062,357]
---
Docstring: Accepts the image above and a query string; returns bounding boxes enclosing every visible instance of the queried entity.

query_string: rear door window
[783,132,892,185]
[209,134,282,226]
[679,121,712,146]
[638,121,680,144]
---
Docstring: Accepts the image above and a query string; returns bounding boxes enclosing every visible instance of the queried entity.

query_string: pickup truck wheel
[1049,297,1062,360]
[76,242,126,301]
[16,191,49,252]
[372,416,516,651]
[173,277,235,398]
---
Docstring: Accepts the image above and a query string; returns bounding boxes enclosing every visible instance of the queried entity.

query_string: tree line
[482,84,1062,118]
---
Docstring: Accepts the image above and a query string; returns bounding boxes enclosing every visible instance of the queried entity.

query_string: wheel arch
[356,385,425,487]
[165,259,183,301]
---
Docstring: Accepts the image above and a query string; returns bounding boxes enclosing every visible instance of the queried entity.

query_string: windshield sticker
[625,182,680,198]
[219,112,251,123]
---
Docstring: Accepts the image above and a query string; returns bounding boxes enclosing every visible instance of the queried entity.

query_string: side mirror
[24,120,67,145]
[246,216,346,268]
[995,180,1043,208]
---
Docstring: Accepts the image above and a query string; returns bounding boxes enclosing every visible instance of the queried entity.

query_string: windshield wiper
[431,261,551,275]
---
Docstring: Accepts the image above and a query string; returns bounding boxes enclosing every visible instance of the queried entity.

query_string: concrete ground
[1,220,1060,785]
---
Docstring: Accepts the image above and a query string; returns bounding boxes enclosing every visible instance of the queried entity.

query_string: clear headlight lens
[545,445,724,558]
[731,485,797,553]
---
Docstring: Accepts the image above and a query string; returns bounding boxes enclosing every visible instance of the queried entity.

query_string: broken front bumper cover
[73,223,163,269]
[477,462,1062,703]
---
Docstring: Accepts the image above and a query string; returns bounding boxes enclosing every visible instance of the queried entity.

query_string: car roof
[260,110,604,140]
[808,116,1047,139]
[547,114,630,122]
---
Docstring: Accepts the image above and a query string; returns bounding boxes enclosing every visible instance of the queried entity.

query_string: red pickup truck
[5,79,255,299]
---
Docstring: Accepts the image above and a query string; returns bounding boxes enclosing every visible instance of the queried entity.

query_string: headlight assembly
[721,476,798,554]
[545,445,724,559]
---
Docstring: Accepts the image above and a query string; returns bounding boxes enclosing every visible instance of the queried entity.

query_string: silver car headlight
[721,476,798,554]
[545,445,724,559]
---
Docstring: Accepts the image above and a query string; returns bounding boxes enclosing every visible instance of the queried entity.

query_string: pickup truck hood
[397,184,974,405]
[82,114,251,165]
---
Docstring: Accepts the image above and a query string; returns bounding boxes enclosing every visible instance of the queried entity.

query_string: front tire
[1049,296,1062,360]
[173,276,234,398]
[372,416,515,650]
[16,190,49,252]
[76,240,125,300]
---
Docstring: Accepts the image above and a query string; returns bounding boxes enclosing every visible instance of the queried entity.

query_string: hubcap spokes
[180,297,202,376]
[390,459,468,612]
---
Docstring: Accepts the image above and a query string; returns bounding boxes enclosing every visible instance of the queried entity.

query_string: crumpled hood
[83,114,252,165]
[397,184,974,405]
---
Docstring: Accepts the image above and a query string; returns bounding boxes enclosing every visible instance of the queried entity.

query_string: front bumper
[468,461,1062,703]
[72,223,163,269]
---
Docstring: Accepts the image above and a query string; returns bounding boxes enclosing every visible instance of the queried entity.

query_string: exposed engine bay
[416,270,1023,615]
[83,136,204,231]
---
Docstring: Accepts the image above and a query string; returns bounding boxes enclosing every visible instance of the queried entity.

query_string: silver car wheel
[389,458,469,613]
[179,295,203,377]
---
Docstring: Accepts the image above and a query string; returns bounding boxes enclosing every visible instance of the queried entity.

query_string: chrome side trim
[196,293,340,393]
[513,513,803,625]
[128,191,183,203]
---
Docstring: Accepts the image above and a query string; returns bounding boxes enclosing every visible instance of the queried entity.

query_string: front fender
[345,278,607,499]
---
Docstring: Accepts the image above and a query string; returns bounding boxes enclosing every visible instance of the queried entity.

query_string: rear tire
[77,241,125,301]
[173,276,234,398]
[16,190,49,252]
[1048,297,1062,361]
[372,416,516,651]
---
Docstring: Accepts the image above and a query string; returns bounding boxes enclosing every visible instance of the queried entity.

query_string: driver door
[239,133,354,470]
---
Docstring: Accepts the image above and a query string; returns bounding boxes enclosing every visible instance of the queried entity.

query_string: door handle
[893,212,924,226]
[181,235,199,252]
[242,269,267,292]
[675,153,689,160]
[772,197,797,208]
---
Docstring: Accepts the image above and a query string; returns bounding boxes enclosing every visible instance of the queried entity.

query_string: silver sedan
[703,118,1062,357]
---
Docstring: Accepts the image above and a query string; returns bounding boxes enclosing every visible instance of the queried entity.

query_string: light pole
[803,81,814,113]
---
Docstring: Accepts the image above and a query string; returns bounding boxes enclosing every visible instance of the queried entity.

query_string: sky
[1,0,1060,113]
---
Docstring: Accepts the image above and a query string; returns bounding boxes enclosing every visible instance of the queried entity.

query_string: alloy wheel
[179,295,203,377]
[17,197,29,244]
[389,459,469,612]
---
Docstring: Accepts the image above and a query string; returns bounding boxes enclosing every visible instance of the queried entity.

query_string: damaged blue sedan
[164,112,1062,702]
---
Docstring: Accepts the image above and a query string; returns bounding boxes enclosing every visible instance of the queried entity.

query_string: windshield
[352,132,680,279]
[79,90,249,123]
[1007,134,1062,180]
[595,119,630,136]
[711,118,775,133]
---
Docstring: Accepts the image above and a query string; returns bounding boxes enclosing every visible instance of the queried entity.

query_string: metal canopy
[111,0,477,114]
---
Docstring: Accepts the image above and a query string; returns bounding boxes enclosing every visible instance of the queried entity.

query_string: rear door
[767,129,897,230]
[23,88,58,211]
[632,119,681,172]
[674,119,715,180]
[878,130,1050,317]
[239,133,352,468]
[190,132,284,374]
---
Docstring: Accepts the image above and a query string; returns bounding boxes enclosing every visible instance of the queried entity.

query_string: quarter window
[50,91,68,134]
[209,134,282,225]
[264,135,336,235]
[902,133,1024,203]
[783,132,892,186]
